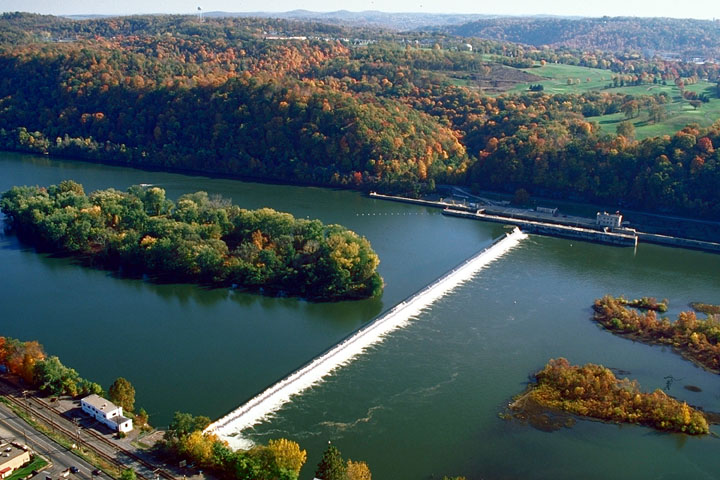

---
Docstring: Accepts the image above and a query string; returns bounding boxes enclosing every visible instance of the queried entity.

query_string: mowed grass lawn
[503,62,720,138]
[506,62,614,94]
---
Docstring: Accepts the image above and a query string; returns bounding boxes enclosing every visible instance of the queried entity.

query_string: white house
[81,394,133,433]
[596,211,623,229]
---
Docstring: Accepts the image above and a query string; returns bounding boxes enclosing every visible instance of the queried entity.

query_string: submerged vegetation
[509,358,710,434]
[1,181,382,301]
[691,302,720,316]
[617,296,668,312]
[593,295,720,372]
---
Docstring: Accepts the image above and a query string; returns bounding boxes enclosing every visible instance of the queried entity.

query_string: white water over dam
[206,227,527,448]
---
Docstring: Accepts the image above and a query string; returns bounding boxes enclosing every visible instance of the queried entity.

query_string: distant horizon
[2,0,719,21]
[56,10,720,21]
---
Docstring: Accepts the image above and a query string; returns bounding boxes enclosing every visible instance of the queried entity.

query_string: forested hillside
[1,13,720,219]
[447,16,720,59]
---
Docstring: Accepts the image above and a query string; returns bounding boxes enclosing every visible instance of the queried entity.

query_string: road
[0,403,98,480]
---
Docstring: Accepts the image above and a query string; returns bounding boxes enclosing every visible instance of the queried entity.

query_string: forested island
[593,295,720,372]
[509,358,710,435]
[1,13,720,219]
[0,181,382,301]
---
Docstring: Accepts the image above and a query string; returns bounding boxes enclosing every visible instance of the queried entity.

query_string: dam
[204,228,527,447]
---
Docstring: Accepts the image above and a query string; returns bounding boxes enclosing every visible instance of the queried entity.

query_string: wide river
[2,152,720,480]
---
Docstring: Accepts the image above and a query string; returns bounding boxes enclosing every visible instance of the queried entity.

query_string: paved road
[0,403,99,480]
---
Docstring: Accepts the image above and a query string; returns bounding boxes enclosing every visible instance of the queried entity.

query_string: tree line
[163,412,372,480]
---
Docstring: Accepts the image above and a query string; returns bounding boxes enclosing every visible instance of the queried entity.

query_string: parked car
[70,467,79,474]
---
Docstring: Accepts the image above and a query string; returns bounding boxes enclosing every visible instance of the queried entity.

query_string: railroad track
[0,382,174,480]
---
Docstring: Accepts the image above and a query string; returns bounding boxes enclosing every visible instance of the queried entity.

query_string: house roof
[115,415,132,425]
[81,394,120,412]
[0,443,31,471]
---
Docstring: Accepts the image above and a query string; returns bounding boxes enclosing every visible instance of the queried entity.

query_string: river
[2,151,720,479]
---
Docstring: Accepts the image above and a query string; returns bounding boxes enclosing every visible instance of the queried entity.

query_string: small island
[593,295,720,372]
[509,358,709,435]
[1,181,383,301]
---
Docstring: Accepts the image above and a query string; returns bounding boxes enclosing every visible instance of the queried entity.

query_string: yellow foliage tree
[267,438,307,476]
[181,431,217,466]
[346,460,372,480]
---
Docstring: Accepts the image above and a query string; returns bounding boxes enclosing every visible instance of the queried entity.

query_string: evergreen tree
[314,444,346,480]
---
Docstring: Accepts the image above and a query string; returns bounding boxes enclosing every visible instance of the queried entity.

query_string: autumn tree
[108,377,135,412]
[616,121,635,140]
[267,438,307,479]
[648,104,667,123]
[346,460,372,480]
[621,100,640,119]
[135,408,150,430]
[179,431,217,466]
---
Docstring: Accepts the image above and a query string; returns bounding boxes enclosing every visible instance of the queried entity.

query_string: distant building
[264,36,307,41]
[462,43,473,51]
[536,206,558,215]
[0,442,31,479]
[596,211,623,229]
[81,394,133,433]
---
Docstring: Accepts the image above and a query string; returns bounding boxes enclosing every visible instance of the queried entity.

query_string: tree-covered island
[0,181,383,301]
[593,295,720,373]
[509,358,710,434]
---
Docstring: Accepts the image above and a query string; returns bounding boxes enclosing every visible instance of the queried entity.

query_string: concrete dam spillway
[205,228,527,448]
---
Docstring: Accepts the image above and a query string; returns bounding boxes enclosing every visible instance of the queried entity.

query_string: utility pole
[23,390,29,418]
[73,417,81,450]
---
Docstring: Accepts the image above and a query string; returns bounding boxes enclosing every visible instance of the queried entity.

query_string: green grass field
[6,456,49,480]
[503,62,720,138]
[506,62,614,94]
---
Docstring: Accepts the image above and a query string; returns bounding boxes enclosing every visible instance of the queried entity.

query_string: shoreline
[3,149,719,240]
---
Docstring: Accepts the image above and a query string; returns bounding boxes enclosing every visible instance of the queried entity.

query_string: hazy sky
[2,0,719,19]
